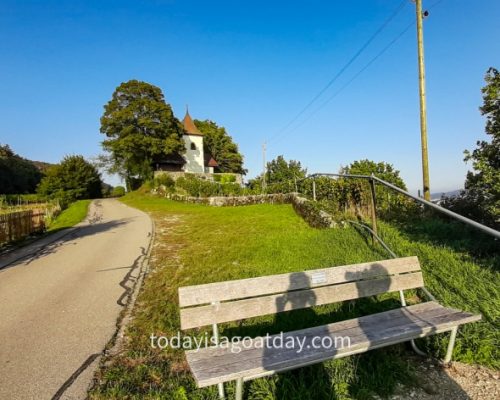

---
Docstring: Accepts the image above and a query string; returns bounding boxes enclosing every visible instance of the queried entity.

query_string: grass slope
[377,221,499,368]
[91,193,498,400]
[48,199,91,231]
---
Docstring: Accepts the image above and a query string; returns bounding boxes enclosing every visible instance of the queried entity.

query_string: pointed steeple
[182,107,203,135]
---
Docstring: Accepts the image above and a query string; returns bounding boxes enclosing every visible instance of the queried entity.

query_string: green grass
[90,192,498,400]
[376,220,499,368]
[48,199,91,231]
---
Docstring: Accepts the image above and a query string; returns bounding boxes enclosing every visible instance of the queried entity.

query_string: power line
[270,22,415,142]
[428,0,446,11]
[266,0,408,144]
[268,0,447,147]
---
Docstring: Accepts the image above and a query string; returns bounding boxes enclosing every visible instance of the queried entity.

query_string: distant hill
[31,160,54,172]
[430,189,463,205]
[431,189,462,201]
[0,144,54,194]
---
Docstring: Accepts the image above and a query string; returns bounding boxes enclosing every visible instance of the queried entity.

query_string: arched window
[190,143,196,150]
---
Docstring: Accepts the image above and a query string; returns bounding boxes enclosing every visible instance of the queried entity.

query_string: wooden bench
[179,256,481,399]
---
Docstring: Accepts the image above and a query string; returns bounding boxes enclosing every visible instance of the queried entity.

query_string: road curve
[0,199,152,399]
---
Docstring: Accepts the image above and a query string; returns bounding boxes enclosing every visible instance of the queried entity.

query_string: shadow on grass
[219,265,471,400]
[389,215,499,270]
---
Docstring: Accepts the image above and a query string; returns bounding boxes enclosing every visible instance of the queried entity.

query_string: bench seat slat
[186,301,441,363]
[180,271,424,329]
[186,302,481,387]
[189,306,457,373]
[179,257,421,307]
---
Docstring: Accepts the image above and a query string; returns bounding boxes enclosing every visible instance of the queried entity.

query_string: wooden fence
[0,209,47,245]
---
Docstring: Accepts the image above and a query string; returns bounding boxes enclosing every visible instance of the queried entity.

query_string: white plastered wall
[182,134,205,173]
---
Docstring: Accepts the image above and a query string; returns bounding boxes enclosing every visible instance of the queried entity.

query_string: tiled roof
[182,110,203,135]
[207,157,218,167]
[204,152,219,167]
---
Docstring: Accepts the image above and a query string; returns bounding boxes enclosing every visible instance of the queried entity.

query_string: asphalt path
[0,199,152,399]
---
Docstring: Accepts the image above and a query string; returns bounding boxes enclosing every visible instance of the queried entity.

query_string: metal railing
[308,172,500,240]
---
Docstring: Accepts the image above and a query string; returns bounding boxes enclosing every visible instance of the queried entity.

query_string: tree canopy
[37,155,102,205]
[0,144,44,194]
[338,160,411,215]
[341,159,407,190]
[452,67,500,227]
[248,155,306,192]
[194,119,246,174]
[266,155,307,184]
[100,80,185,186]
[465,67,499,219]
[111,186,126,197]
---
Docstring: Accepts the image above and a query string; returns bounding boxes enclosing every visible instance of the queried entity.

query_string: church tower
[182,108,205,173]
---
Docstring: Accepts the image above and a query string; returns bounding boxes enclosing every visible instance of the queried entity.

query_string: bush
[177,176,220,197]
[442,192,499,230]
[213,174,237,184]
[340,160,416,218]
[37,155,102,206]
[174,175,243,197]
[101,182,114,197]
[154,174,175,189]
[111,186,126,197]
[220,182,243,196]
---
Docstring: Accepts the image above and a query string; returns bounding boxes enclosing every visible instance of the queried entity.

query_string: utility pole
[415,0,431,200]
[262,142,267,191]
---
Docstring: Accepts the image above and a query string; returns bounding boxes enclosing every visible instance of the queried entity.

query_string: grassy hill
[90,192,499,399]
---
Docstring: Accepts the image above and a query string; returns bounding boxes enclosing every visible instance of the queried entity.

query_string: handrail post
[368,175,378,245]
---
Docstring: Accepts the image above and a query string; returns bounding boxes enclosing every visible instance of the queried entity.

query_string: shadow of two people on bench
[246,264,470,400]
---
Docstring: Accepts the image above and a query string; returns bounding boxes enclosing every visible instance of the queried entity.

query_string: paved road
[0,199,152,400]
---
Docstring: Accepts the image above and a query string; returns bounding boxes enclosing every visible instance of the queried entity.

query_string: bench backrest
[179,256,423,329]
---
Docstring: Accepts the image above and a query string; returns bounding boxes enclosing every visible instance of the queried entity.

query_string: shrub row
[154,173,255,198]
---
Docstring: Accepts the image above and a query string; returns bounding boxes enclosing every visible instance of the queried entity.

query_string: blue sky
[1,0,499,193]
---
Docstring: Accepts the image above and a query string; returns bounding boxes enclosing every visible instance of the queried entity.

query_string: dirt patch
[388,359,499,400]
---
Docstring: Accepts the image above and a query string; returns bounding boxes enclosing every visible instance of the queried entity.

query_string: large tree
[248,155,306,192]
[100,80,185,187]
[458,68,500,227]
[194,119,246,174]
[0,144,43,194]
[37,155,102,205]
[266,155,307,184]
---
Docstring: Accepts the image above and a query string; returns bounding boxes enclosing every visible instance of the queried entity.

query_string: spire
[182,106,203,135]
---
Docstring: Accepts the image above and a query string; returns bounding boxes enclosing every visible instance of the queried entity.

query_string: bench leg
[217,382,225,399]
[235,377,243,400]
[444,326,458,364]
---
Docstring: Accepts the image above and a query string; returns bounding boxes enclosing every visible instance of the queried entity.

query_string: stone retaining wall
[290,195,336,228]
